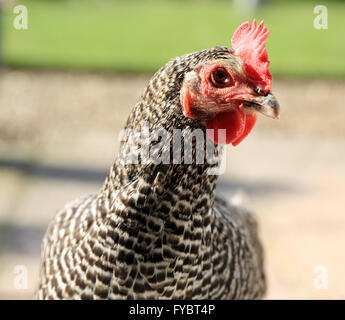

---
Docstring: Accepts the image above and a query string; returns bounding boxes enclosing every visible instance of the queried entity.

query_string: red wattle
[206,108,246,145]
[231,113,257,146]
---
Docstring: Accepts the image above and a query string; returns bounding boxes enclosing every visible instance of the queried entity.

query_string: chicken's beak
[243,92,280,119]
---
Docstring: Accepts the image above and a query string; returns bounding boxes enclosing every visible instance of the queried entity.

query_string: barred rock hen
[37,20,279,299]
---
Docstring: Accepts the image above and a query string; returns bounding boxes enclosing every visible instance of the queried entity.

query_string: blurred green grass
[2,0,345,77]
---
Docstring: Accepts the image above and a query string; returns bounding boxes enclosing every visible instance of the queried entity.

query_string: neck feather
[102,48,232,209]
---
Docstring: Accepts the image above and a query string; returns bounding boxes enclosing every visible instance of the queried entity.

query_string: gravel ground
[0,69,344,299]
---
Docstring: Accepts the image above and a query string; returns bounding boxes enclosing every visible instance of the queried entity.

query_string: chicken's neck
[102,112,223,213]
[101,111,223,251]
[102,51,227,227]
[103,103,222,213]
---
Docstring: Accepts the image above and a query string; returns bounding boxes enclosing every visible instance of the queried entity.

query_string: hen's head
[180,20,279,146]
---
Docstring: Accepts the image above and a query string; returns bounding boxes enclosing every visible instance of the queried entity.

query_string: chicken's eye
[254,87,267,96]
[210,68,233,88]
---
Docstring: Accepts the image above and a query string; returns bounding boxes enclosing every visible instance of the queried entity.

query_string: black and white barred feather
[36,46,266,299]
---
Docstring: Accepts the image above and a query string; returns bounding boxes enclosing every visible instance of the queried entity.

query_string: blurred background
[0,0,344,299]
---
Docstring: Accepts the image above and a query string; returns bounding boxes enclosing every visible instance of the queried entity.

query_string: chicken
[36,20,280,299]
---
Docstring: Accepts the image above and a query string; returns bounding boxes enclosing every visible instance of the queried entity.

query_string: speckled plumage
[36,47,266,299]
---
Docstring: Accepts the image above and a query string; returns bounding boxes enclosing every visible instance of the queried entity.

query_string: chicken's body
[37,44,272,299]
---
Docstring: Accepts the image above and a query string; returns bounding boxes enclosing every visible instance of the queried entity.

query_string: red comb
[231,20,272,92]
